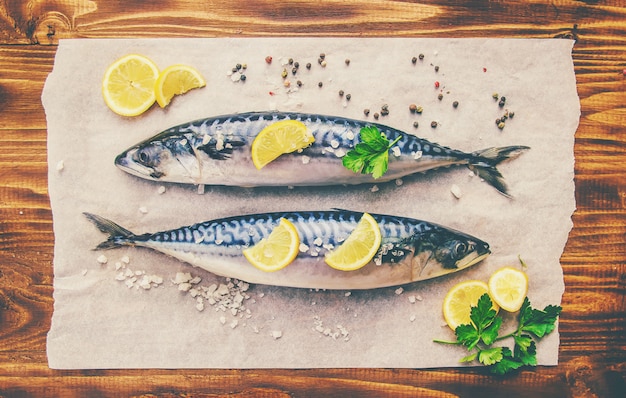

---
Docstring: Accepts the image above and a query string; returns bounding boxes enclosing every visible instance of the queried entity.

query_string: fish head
[413,229,491,280]
[115,134,200,183]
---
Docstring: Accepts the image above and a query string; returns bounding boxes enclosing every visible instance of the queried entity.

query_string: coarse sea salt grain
[96,254,108,264]
[451,184,462,199]
[56,160,65,172]
[271,330,282,340]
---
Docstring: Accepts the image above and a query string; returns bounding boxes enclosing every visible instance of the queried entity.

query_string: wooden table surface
[1,1,625,397]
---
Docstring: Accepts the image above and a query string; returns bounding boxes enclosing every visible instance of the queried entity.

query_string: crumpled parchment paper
[43,38,578,369]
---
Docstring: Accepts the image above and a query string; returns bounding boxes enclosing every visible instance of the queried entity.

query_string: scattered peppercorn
[242,64,247,70]
[413,121,419,128]
[364,108,370,116]
[434,65,439,72]
[431,121,438,128]
[412,56,417,64]
[294,61,299,69]
[319,53,326,60]
[374,112,380,119]
[434,81,440,88]
[240,74,246,82]
[416,106,423,114]
[498,96,506,107]
[452,100,459,108]
[498,122,506,130]
[346,94,351,101]
[236,63,242,70]
[281,69,288,78]
[306,62,312,69]
[438,93,443,101]
[419,53,424,60]
[297,80,303,87]
[339,90,344,97]
[381,104,389,112]
[509,111,515,118]
[318,81,323,87]
[345,59,350,65]
[381,108,389,116]
[291,67,297,75]
[288,58,293,65]
[232,67,238,73]
[265,56,272,64]
[492,93,499,100]
[409,104,417,113]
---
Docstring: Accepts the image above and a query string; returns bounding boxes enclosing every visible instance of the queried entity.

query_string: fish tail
[83,212,137,250]
[469,146,530,197]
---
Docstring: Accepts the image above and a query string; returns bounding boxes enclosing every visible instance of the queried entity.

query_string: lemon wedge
[325,213,382,272]
[488,267,528,312]
[251,120,315,169]
[443,280,499,330]
[243,218,300,272]
[154,64,206,108]
[102,54,159,117]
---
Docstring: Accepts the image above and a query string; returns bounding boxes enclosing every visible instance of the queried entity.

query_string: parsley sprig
[342,126,402,179]
[435,294,562,374]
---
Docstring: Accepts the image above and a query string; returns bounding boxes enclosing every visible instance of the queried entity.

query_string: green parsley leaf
[342,126,401,179]
[489,348,524,375]
[456,323,480,350]
[478,347,504,366]
[519,298,562,338]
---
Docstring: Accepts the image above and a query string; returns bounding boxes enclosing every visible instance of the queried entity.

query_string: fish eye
[453,242,467,258]
[137,149,151,164]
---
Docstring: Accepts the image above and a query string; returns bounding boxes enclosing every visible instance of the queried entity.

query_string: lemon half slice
[102,54,159,117]
[251,120,314,169]
[488,267,528,312]
[155,64,206,108]
[443,280,499,330]
[325,213,382,272]
[243,218,300,272]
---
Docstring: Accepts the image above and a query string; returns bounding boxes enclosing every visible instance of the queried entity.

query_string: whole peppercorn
[288,58,293,65]
[236,63,242,70]
[318,81,323,87]
[292,67,298,75]
[297,80,303,87]
[381,104,389,111]
[346,93,351,101]
[416,106,423,114]
[381,109,389,116]
[438,93,443,101]
[265,56,273,64]
[498,122,506,129]
[374,112,380,119]
[364,108,370,116]
[495,118,502,125]
[412,56,417,64]
[492,93,499,100]
[434,65,439,72]
[508,111,515,118]
[306,62,312,69]
[294,61,299,69]
[409,104,418,113]
[281,69,288,78]
[413,121,419,128]
[241,64,247,69]
[240,74,246,82]
[452,100,459,108]
[345,59,350,65]
[338,90,344,97]
[419,53,424,60]
[319,53,326,60]
[431,121,438,128]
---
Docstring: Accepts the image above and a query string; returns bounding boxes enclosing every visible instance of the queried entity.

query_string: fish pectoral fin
[411,250,434,282]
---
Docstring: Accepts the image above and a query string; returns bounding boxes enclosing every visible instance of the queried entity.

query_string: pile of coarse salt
[171,272,253,320]
[99,254,165,290]
[312,315,349,341]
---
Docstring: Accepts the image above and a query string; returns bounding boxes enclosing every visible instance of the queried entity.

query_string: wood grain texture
[0,1,625,397]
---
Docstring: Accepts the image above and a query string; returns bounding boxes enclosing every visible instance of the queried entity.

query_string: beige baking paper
[43,38,578,369]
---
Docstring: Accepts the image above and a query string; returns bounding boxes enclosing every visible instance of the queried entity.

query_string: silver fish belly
[115,112,528,196]
[84,210,490,290]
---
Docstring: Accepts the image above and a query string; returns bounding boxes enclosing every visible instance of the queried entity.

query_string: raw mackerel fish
[115,111,528,196]
[85,210,490,290]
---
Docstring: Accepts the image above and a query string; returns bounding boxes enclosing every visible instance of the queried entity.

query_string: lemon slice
[325,213,382,271]
[154,64,206,108]
[488,267,528,312]
[243,218,300,272]
[102,54,159,117]
[251,120,315,169]
[443,280,499,330]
